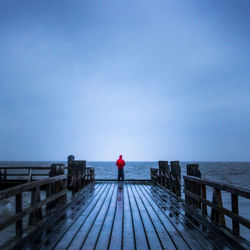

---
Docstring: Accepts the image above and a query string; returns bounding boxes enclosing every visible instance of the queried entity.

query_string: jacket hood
[119,155,122,159]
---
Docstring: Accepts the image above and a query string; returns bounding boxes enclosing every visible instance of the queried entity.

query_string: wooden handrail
[183,175,250,238]
[183,176,250,199]
[0,175,67,238]
[0,166,69,170]
[0,190,66,231]
[0,175,66,200]
[0,167,52,170]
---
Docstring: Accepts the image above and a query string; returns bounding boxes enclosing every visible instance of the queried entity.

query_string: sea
[0,161,250,243]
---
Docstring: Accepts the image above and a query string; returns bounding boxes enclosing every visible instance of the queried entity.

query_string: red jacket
[116,155,125,170]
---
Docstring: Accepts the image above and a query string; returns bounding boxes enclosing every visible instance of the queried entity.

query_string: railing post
[186,164,201,208]
[201,184,207,216]
[68,156,86,194]
[29,187,43,225]
[78,170,82,190]
[158,161,169,188]
[170,161,181,197]
[3,169,7,180]
[16,193,23,237]
[231,194,240,236]
[46,183,52,215]
[28,168,33,182]
[211,189,225,227]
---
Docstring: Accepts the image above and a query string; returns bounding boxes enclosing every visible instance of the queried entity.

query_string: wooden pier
[0,158,250,250]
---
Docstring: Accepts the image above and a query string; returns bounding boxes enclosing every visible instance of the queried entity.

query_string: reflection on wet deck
[31,181,234,249]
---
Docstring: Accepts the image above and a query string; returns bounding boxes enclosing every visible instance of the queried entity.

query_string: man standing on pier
[116,155,125,181]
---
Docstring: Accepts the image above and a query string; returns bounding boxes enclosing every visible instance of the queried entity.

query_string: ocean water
[0,161,249,243]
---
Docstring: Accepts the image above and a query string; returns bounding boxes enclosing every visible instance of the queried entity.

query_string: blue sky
[0,0,250,161]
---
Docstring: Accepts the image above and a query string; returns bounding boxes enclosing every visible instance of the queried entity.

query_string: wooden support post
[16,193,23,237]
[63,179,67,203]
[158,161,162,185]
[231,194,240,236]
[187,164,201,208]
[3,169,7,180]
[29,187,43,225]
[28,169,33,182]
[170,161,181,196]
[46,183,52,215]
[91,168,95,182]
[72,172,77,195]
[201,184,207,231]
[211,188,225,227]
[201,184,207,216]
[78,170,82,191]
[150,168,158,184]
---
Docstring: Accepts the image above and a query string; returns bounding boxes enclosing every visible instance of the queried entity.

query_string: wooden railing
[150,161,181,197]
[0,167,53,182]
[0,175,67,238]
[68,167,95,194]
[184,175,250,238]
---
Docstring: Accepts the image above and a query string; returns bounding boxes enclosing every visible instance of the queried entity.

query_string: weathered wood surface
[0,175,67,243]
[184,175,250,199]
[151,161,181,197]
[19,181,246,250]
[184,175,250,237]
[0,175,66,200]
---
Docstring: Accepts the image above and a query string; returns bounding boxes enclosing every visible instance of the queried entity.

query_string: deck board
[133,184,176,249]
[80,183,116,250]
[109,183,124,250]
[127,182,149,250]
[122,184,135,250]
[54,183,110,249]
[67,183,114,249]
[29,181,237,250]
[142,184,229,249]
[129,183,163,249]
[95,184,118,250]
[40,183,105,249]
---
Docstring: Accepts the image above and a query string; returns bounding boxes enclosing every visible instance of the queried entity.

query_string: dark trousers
[118,169,124,181]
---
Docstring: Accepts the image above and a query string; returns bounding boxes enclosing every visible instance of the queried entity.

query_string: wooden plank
[133,184,176,249]
[211,189,225,226]
[39,183,103,250]
[183,205,248,250]
[129,183,162,249]
[0,175,66,200]
[95,184,119,250]
[144,184,212,249]
[201,184,207,216]
[109,183,124,250]
[184,189,250,229]
[183,176,250,199]
[139,184,193,249]
[126,182,149,250]
[0,190,67,231]
[2,173,49,176]
[81,183,117,250]
[67,183,114,249]
[52,183,110,250]
[122,184,135,250]
[0,167,51,170]
[95,179,151,181]
[147,184,233,249]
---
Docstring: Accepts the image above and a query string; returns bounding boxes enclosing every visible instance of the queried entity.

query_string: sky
[0,0,250,161]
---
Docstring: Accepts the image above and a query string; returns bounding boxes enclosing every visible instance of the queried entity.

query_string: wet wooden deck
[30,181,235,250]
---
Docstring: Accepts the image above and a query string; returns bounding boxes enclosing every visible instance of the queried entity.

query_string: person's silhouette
[116,155,125,181]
